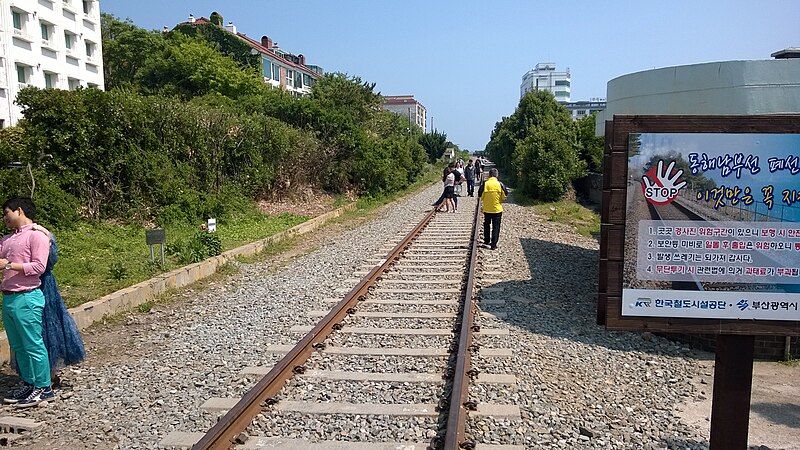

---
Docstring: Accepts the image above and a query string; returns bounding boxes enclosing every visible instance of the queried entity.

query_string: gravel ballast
[5,182,716,449]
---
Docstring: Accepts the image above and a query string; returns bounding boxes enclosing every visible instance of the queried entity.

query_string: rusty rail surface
[192,209,438,450]
[443,198,481,450]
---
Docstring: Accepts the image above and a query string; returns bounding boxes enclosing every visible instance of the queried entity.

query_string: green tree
[576,112,604,173]
[418,130,448,162]
[514,124,585,201]
[484,90,582,199]
[172,22,260,71]
[101,14,167,90]
[136,34,264,99]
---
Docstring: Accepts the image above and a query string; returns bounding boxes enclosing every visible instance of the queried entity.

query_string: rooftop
[771,47,800,59]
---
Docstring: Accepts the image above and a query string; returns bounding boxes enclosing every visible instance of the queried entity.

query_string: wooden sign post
[598,115,800,449]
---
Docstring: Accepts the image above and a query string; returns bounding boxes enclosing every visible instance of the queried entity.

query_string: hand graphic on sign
[642,160,687,205]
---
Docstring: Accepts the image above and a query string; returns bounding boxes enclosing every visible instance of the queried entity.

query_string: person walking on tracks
[478,169,508,250]
[433,165,456,212]
[464,159,477,197]
[474,159,483,185]
[0,197,54,407]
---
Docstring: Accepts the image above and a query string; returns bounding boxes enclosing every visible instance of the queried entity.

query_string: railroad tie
[263,344,513,358]
[271,401,521,419]
[239,367,517,386]
[289,325,510,336]
[239,437,430,449]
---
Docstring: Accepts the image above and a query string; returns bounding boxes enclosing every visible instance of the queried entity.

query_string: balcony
[12,28,34,42]
[41,38,56,50]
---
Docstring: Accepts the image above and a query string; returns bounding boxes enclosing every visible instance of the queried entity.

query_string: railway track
[159,195,520,449]
[647,200,706,291]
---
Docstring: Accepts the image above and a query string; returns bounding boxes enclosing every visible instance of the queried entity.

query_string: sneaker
[3,383,34,404]
[491,245,498,250]
[14,387,54,409]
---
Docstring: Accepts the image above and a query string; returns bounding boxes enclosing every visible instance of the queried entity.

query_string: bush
[514,126,585,201]
[485,90,584,200]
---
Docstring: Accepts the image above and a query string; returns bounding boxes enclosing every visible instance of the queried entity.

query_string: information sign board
[598,115,800,335]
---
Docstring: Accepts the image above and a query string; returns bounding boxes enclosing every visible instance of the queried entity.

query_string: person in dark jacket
[465,160,476,197]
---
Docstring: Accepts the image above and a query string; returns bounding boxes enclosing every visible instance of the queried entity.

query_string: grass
[515,193,600,238]
[50,165,443,310]
[53,211,307,308]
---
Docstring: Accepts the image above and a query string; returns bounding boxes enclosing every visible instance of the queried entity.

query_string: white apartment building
[520,62,570,102]
[565,98,606,120]
[0,0,104,128]
[382,95,426,130]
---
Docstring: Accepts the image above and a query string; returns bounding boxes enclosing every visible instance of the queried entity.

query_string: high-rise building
[382,95,426,131]
[0,0,105,128]
[520,63,570,102]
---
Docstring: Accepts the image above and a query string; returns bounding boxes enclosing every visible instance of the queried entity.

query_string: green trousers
[3,290,50,388]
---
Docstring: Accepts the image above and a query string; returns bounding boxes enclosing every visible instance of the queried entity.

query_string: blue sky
[101,0,800,151]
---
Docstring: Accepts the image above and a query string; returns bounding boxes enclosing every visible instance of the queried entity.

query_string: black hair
[2,197,36,220]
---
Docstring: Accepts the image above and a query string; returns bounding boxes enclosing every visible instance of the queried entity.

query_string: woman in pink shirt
[0,197,54,407]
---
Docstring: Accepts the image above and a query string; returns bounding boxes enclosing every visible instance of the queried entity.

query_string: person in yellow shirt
[478,168,508,250]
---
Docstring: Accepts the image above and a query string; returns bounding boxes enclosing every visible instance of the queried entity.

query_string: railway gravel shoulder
[6,183,448,449]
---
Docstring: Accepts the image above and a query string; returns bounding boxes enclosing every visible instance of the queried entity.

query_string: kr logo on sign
[641,160,687,206]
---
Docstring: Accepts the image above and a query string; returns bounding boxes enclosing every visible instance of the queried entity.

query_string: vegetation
[530,199,601,238]
[0,14,440,309]
[484,90,602,201]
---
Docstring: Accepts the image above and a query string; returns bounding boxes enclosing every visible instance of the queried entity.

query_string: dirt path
[678,356,800,449]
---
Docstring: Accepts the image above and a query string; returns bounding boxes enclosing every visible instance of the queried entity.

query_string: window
[12,11,22,30]
[294,71,302,88]
[87,82,98,89]
[262,59,272,79]
[64,32,72,49]
[85,41,93,57]
[82,0,90,14]
[302,73,313,87]
[272,64,280,81]
[555,80,570,87]
[16,65,27,83]
[286,69,293,84]
[68,78,80,90]
[44,73,55,89]
[41,23,50,40]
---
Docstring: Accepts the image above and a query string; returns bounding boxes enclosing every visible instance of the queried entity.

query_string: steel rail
[443,197,481,449]
[647,202,705,292]
[192,208,438,450]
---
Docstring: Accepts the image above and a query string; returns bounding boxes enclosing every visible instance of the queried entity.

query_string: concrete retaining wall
[0,202,357,365]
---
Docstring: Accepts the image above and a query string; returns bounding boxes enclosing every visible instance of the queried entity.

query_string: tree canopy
[484,90,593,201]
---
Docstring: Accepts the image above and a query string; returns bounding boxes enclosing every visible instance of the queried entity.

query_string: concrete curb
[0,202,358,365]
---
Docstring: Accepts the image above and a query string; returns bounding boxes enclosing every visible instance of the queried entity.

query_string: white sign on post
[622,132,800,322]
[207,218,217,233]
